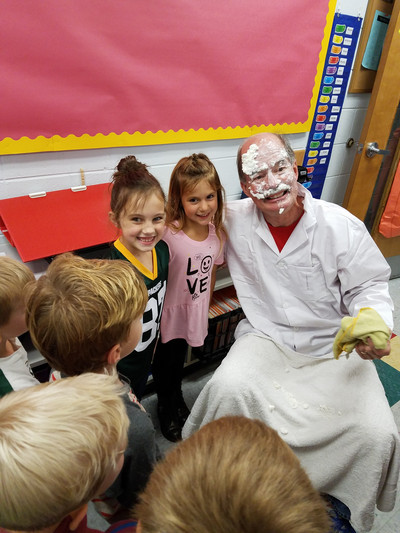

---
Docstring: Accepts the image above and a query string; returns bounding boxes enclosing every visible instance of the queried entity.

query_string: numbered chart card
[303,13,362,198]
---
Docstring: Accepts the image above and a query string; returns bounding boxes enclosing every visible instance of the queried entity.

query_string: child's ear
[68,504,88,531]
[107,344,122,366]
[109,210,119,228]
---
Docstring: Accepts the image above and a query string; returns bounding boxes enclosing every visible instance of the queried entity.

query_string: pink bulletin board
[0,0,337,155]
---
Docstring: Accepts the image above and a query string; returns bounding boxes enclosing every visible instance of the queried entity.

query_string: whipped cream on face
[242,141,288,179]
[241,136,300,218]
[242,144,265,176]
[249,181,291,200]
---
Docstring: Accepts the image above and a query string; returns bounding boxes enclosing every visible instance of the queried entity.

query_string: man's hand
[356,337,391,360]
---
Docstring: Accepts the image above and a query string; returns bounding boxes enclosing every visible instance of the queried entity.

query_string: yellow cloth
[333,307,390,359]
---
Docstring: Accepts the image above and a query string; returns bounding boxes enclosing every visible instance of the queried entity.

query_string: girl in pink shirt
[153,153,226,442]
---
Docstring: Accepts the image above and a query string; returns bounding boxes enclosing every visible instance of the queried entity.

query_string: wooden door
[343,0,400,257]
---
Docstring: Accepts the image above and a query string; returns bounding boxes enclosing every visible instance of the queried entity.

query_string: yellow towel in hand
[333,307,390,359]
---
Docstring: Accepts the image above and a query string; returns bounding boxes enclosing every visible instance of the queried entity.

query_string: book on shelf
[209,285,241,318]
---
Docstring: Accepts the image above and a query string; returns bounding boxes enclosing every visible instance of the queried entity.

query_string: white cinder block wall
[0,0,375,274]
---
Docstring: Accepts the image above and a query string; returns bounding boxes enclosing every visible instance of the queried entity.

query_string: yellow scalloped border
[0,124,305,155]
[0,0,336,155]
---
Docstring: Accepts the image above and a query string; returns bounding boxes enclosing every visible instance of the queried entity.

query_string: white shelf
[214,266,232,291]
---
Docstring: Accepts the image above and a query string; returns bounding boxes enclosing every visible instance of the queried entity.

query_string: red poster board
[0,0,337,154]
[0,184,115,261]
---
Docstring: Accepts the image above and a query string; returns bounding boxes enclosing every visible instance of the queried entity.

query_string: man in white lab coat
[183,133,400,533]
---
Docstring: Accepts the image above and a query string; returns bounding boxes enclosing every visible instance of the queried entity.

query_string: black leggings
[152,338,187,401]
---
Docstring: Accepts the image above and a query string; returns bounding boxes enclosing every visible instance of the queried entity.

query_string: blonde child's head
[109,155,166,226]
[0,372,129,531]
[0,256,35,334]
[136,416,330,533]
[26,253,147,376]
[166,153,225,238]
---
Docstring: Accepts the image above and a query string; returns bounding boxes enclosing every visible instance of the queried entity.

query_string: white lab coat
[226,185,394,356]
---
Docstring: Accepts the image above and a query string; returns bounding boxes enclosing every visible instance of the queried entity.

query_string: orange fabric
[379,159,400,238]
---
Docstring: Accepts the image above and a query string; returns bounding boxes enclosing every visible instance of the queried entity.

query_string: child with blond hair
[0,256,39,396]
[135,416,330,533]
[0,372,137,533]
[26,253,159,521]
